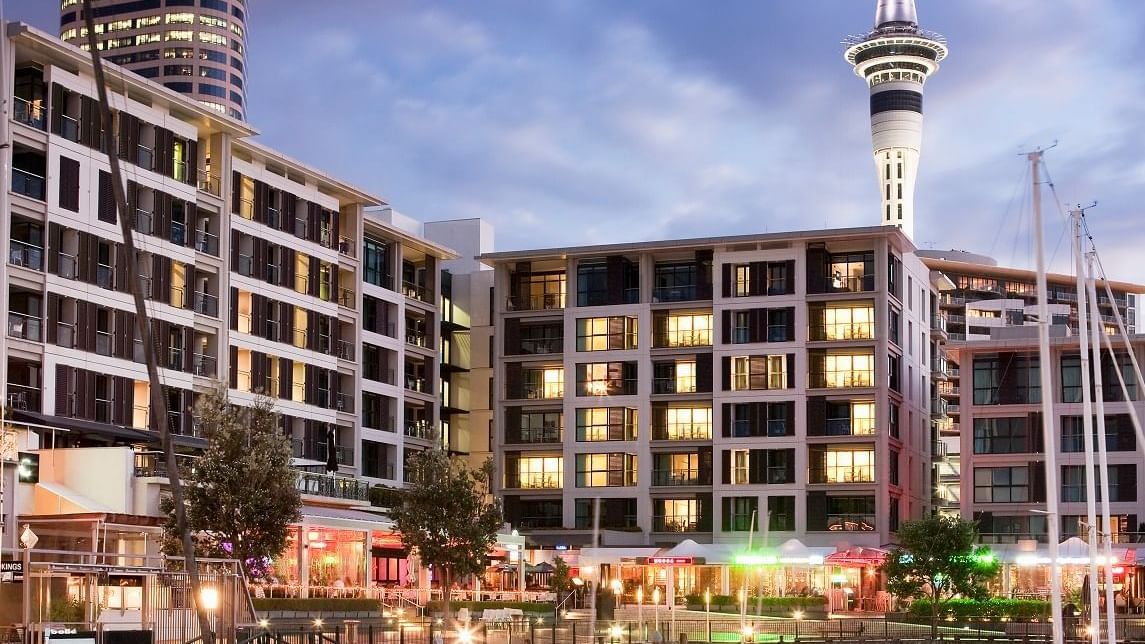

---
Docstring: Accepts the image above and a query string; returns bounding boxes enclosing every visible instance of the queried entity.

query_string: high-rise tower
[60,0,248,121]
[845,0,947,240]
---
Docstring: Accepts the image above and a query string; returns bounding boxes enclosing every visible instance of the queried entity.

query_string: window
[574,498,638,529]
[731,449,749,485]
[825,496,876,531]
[166,30,193,41]
[889,451,900,486]
[200,48,227,63]
[575,453,637,487]
[1062,353,1138,403]
[889,307,901,346]
[576,261,607,306]
[974,354,1040,405]
[662,313,712,347]
[165,12,194,24]
[824,448,875,483]
[824,353,875,388]
[198,83,226,98]
[653,453,701,486]
[363,238,390,288]
[973,467,1029,503]
[1061,465,1136,503]
[655,499,701,532]
[973,417,1031,454]
[514,456,562,489]
[826,401,875,436]
[523,367,563,400]
[515,271,565,310]
[576,362,636,396]
[199,66,226,81]
[889,402,900,439]
[767,263,788,295]
[889,497,900,531]
[199,14,228,28]
[769,496,795,531]
[199,31,228,46]
[822,303,875,340]
[724,497,758,532]
[730,355,788,390]
[576,317,637,351]
[653,263,698,301]
[1061,415,1135,452]
[735,265,750,297]
[827,252,875,292]
[576,407,637,442]
[661,406,712,440]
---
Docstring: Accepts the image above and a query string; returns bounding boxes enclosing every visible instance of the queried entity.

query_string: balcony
[56,321,76,348]
[931,314,948,335]
[336,340,354,361]
[266,206,281,230]
[507,293,563,311]
[133,453,198,479]
[134,209,154,235]
[96,263,114,289]
[509,472,563,490]
[136,144,154,171]
[402,281,429,303]
[825,418,874,437]
[809,467,875,485]
[60,114,79,142]
[509,426,563,445]
[404,420,434,441]
[653,377,696,395]
[195,230,219,256]
[652,285,698,303]
[824,514,876,532]
[652,517,701,533]
[339,288,355,308]
[237,253,253,277]
[651,469,704,487]
[652,424,712,441]
[406,329,430,348]
[58,252,77,279]
[404,375,428,394]
[12,167,45,200]
[296,471,369,502]
[7,312,42,342]
[656,329,712,348]
[578,379,638,397]
[522,383,563,400]
[13,96,45,130]
[95,330,113,356]
[9,240,43,271]
[197,170,221,196]
[825,274,875,294]
[7,384,41,411]
[338,236,355,257]
[336,393,354,413]
[190,291,218,317]
[193,353,216,377]
[519,338,563,355]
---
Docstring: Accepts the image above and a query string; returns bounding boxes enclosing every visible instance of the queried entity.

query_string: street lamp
[704,589,712,643]
[652,586,661,634]
[636,586,644,640]
[200,587,220,638]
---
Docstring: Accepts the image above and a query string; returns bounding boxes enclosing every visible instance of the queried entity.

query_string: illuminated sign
[638,556,702,566]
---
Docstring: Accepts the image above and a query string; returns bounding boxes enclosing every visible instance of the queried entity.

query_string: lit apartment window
[731,355,787,390]
[166,30,194,41]
[656,499,699,532]
[235,348,253,392]
[731,449,749,485]
[166,13,195,24]
[295,252,310,294]
[824,354,874,388]
[664,313,712,347]
[824,303,875,340]
[827,252,875,292]
[576,362,636,397]
[825,448,875,483]
[136,16,161,28]
[132,381,150,428]
[524,368,564,400]
[735,265,750,297]
[825,496,876,531]
[292,362,305,402]
[517,456,563,489]
[61,28,78,41]
[826,401,875,436]
[575,453,637,487]
[515,272,565,310]
[653,453,701,486]
[106,19,133,32]
[575,407,637,442]
[664,407,712,440]
[200,15,228,29]
[199,32,228,47]
[576,316,637,351]
[136,33,161,45]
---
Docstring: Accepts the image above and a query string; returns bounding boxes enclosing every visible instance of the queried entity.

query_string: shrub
[426,600,555,614]
[908,598,1050,619]
[253,598,381,612]
[684,595,826,609]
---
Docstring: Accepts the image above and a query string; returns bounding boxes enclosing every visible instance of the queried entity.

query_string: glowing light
[735,554,778,566]
[582,566,596,578]
[199,587,219,611]
[259,619,270,629]
[793,611,803,620]
[457,628,473,644]
[610,625,623,639]
[313,619,324,628]
[704,589,710,606]
[741,626,754,637]
[652,587,661,606]
[636,587,643,604]
[611,579,622,594]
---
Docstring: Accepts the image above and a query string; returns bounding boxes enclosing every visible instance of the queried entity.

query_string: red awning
[825,546,888,567]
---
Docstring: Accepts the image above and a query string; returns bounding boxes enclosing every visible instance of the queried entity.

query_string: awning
[34,481,117,514]
[825,546,888,567]
[13,410,150,443]
[301,504,395,531]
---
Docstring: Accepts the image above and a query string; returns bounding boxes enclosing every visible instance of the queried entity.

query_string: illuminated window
[662,407,712,440]
[731,449,749,485]
[136,16,161,28]
[663,313,712,347]
[230,23,244,38]
[676,360,697,393]
[516,456,563,489]
[575,453,637,487]
[166,13,195,24]
[61,28,77,41]
[292,362,305,402]
[823,303,875,340]
[136,33,161,45]
[824,354,875,388]
[731,355,787,391]
[293,307,307,348]
[200,14,228,29]
[655,499,699,532]
[106,19,133,32]
[735,265,750,296]
[576,362,636,396]
[576,407,637,441]
[166,30,194,42]
[199,31,228,47]
[824,448,875,483]
[235,348,253,392]
[576,316,637,351]
[523,368,564,399]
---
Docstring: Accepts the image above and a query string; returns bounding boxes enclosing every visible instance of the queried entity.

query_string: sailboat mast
[1031,150,1064,644]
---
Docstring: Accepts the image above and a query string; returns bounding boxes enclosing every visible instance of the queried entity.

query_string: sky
[10,0,1145,284]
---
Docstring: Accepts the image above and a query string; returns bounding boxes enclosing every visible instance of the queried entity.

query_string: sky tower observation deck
[845,0,948,241]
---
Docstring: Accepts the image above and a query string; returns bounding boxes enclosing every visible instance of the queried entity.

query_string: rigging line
[988,163,1030,258]
[1009,177,1030,269]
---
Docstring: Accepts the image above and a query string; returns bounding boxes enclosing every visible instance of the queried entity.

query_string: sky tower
[845,0,947,241]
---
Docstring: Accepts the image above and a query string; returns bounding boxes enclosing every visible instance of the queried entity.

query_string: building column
[300,523,310,599]
[721,566,730,594]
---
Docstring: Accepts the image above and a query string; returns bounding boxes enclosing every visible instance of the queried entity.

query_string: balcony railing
[404,421,434,441]
[8,312,42,341]
[656,330,712,348]
[579,379,638,397]
[134,208,154,235]
[195,230,219,256]
[136,144,154,171]
[339,288,355,308]
[507,473,563,490]
[336,393,354,413]
[406,330,429,348]
[193,353,217,377]
[58,252,77,279]
[338,236,355,257]
[825,418,875,436]
[508,426,563,444]
[133,453,199,479]
[652,424,712,441]
[9,240,44,271]
[507,293,564,311]
[193,292,219,317]
[237,254,253,277]
[96,263,114,289]
[13,96,46,130]
[404,375,428,393]
[336,340,354,361]
[266,206,281,230]
[12,167,46,200]
[171,220,187,246]
[521,383,564,400]
[931,314,948,333]
[95,330,113,356]
[824,514,876,532]
[296,471,369,502]
[825,274,875,293]
[652,285,698,302]
[653,377,696,395]
[238,198,255,220]
[809,467,875,484]
[402,281,429,302]
[519,338,563,355]
[60,114,80,142]
[651,469,703,486]
[56,321,76,348]
[197,169,221,196]
[6,384,41,411]
[652,517,701,533]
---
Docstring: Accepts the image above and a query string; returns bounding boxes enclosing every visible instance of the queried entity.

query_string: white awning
[300,504,395,531]
[34,481,117,514]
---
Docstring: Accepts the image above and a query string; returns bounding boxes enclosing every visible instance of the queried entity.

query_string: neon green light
[734,554,778,565]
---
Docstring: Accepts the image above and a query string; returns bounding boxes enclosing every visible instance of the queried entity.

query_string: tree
[549,556,574,601]
[388,451,503,616]
[881,515,1000,635]
[161,385,302,578]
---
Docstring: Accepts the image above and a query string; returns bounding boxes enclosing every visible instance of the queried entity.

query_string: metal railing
[193,353,217,377]
[652,424,712,440]
[295,471,369,502]
[7,312,42,341]
[404,421,434,440]
[402,280,429,302]
[13,96,46,130]
[652,284,699,302]
[60,113,80,141]
[58,252,77,279]
[825,418,875,436]
[9,239,44,270]
[653,377,697,395]
[336,392,354,413]
[521,383,564,400]
[136,143,154,171]
[405,330,430,348]
[405,375,428,393]
[507,293,564,311]
[810,466,875,484]
[507,426,563,444]
[336,339,354,361]
[237,197,254,220]
[657,329,712,348]
[338,236,355,257]
[7,383,41,411]
[170,220,187,246]
[826,274,875,293]
[195,230,219,255]
[197,169,221,196]
[651,469,704,486]
[95,330,113,356]
[190,292,218,318]
[134,208,154,235]
[652,517,701,533]
[96,263,114,289]
[266,205,280,229]
[12,167,46,200]
[56,321,76,348]
[339,288,355,308]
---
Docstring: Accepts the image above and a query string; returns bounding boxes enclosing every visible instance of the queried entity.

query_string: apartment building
[956,335,1145,544]
[918,249,1142,516]
[0,23,455,558]
[485,226,941,551]
[60,0,249,121]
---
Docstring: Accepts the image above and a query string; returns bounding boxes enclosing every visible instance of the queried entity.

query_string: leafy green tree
[882,515,1000,635]
[161,385,301,578]
[549,556,574,597]
[389,451,503,616]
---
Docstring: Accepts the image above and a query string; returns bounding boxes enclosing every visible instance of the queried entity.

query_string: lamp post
[704,589,711,643]
[652,586,661,635]
[200,587,220,639]
[636,586,644,640]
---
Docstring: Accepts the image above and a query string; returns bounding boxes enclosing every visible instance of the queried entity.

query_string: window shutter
[54,364,73,415]
[231,171,242,214]
[721,263,733,298]
[607,407,625,441]
[185,138,198,186]
[721,356,731,391]
[308,256,320,297]
[1028,412,1044,452]
[748,450,763,485]
[696,353,713,393]
[59,156,80,212]
[651,405,667,440]
[721,449,731,485]
[96,171,116,223]
[785,308,796,341]
[51,83,65,136]
[1029,461,1046,503]
[230,229,241,269]
[721,310,731,345]
[807,396,826,437]
[503,317,520,355]
[47,223,61,274]
[505,362,522,399]
[607,453,624,487]
[252,179,266,225]
[721,497,731,532]
[805,245,826,295]
[786,354,796,389]
[751,308,766,344]
[721,403,731,438]
[784,260,796,294]
[1122,465,1137,502]
[46,294,59,345]
[183,327,194,372]
[229,345,238,389]
[750,356,767,390]
[280,302,294,344]
[806,492,827,531]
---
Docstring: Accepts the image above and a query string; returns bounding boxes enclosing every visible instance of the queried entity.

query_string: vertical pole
[1084,252,1117,644]
[22,540,31,644]
[1073,210,1101,644]
[1030,150,1063,644]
